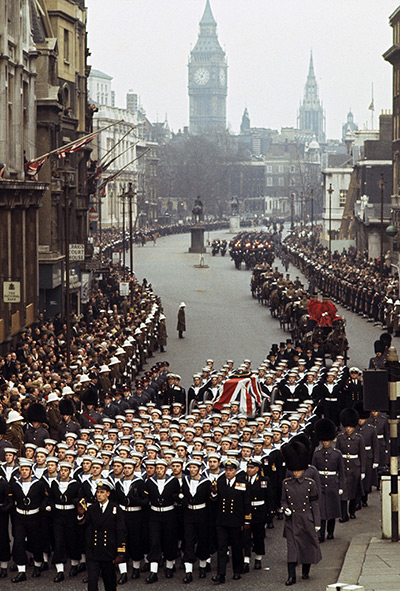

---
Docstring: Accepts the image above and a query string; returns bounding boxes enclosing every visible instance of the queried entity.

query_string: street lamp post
[379,173,386,276]
[310,188,314,231]
[327,183,333,263]
[290,192,295,231]
[300,192,304,228]
[121,191,126,277]
[64,176,71,368]
[126,182,136,310]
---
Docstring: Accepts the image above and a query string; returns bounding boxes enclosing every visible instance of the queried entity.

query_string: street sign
[89,207,99,222]
[3,281,21,303]
[119,282,130,296]
[69,243,85,261]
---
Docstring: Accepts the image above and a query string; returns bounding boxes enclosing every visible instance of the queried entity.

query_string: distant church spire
[241,108,250,133]
[297,52,325,143]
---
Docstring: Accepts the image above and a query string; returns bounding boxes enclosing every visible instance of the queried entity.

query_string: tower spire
[200,0,217,26]
[308,50,314,77]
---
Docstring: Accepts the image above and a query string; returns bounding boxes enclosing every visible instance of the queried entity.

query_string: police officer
[78,480,126,591]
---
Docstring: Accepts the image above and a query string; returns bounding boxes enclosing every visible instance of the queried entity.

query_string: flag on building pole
[368,99,374,111]
[24,156,47,177]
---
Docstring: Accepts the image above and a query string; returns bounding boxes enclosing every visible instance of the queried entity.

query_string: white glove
[284,508,292,517]
[315,526,321,532]
[338,489,343,495]
[45,506,52,512]
[373,463,379,469]
[361,473,365,480]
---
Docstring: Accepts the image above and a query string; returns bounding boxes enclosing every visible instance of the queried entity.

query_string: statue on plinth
[192,196,204,224]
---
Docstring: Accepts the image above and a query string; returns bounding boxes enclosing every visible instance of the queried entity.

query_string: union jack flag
[213,376,262,416]
[24,156,47,177]
[57,132,99,159]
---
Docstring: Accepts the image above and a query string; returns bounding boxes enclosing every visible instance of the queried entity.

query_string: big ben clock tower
[188,0,227,134]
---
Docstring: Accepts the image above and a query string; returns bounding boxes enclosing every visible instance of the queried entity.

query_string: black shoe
[267,522,274,529]
[118,573,128,585]
[131,568,140,579]
[254,560,262,570]
[32,567,41,578]
[362,501,368,507]
[0,568,7,578]
[205,563,211,572]
[233,573,241,580]
[69,565,79,577]
[54,573,65,583]
[40,563,49,572]
[318,534,325,543]
[242,563,249,573]
[302,573,309,580]
[285,577,296,586]
[83,578,89,583]
[77,563,86,573]
[339,516,349,523]
[211,575,225,584]
[327,533,334,540]
[199,568,206,579]
[11,573,27,583]
[183,573,193,584]
[146,573,158,584]
[141,563,151,573]
[165,568,173,579]
[349,514,356,519]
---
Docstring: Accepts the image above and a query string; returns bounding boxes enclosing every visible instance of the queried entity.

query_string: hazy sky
[85,0,399,139]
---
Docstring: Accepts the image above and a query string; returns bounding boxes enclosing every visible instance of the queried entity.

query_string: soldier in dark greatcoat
[281,441,321,586]
[24,402,49,447]
[312,418,345,542]
[354,402,379,507]
[336,408,366,521]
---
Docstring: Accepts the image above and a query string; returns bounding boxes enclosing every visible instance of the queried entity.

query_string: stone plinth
[229,215,241,233]
[189,225,205,253]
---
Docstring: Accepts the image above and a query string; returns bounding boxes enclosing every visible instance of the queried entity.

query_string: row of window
[394,113,400,141]
[266,164,296,173]
[266,177,297,186]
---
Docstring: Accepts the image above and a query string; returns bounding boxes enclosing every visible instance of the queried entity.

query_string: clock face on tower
[219,68,226,85]
[194,68,210,85]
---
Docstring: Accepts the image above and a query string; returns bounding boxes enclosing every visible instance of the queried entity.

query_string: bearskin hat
[59,398,75,416]
[27,402,47,424]
[0,416,6,435]
[282,440,309,472]
[374,340,385,354]
[315,418,337,441]
[81,390,98,407]
[353,401,369,420]
[380,333,392,348]
[340,407,359,428]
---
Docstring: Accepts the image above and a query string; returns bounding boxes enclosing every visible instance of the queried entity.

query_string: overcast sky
[85,0,398,139]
